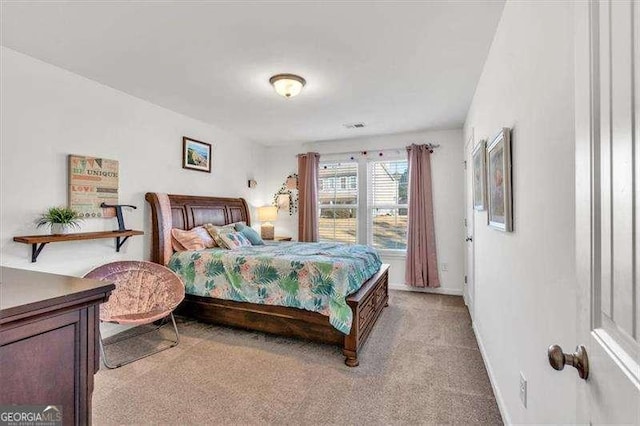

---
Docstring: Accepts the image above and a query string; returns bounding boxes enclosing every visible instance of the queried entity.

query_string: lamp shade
[257,206,278,222]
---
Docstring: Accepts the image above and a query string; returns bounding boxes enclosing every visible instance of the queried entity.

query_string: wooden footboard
[343,264,389,366]
[175,264,389,366]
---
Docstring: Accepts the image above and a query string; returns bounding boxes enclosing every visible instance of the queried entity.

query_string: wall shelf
[13,230,144,262]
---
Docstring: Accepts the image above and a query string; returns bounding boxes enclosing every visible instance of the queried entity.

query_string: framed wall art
[472,140,487,211]
[487,128,513,231]
[69,154,119,218]
[182,137,212,173]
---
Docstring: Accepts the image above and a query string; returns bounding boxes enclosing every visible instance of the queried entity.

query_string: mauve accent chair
[84,260,185,369]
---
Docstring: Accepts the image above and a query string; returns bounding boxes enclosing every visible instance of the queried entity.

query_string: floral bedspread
[167,242,382,334]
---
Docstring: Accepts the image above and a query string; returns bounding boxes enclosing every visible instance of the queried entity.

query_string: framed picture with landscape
[487,128,512,231]
[472,140,487,211]
[182,137,212,173]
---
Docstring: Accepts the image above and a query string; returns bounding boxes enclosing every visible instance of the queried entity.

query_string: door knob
[465,236,473,242]
[548,344,589,380]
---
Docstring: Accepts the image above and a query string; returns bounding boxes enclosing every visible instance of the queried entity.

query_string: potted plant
[36,206,83,235]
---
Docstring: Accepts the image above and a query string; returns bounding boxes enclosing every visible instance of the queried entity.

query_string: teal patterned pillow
[235,223,264,245]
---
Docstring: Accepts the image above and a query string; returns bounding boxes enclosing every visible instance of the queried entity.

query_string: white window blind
[318,162,358,243]
[369,160,409,250]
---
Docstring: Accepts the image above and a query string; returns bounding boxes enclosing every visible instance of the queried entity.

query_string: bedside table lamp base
[261,224,274,240]
[258,206,278,241]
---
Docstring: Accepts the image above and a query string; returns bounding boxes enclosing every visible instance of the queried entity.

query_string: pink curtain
[405,144,440,288]
[298,152,320,242]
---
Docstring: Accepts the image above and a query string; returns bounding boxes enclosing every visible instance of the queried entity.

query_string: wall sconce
[248,179,257,189]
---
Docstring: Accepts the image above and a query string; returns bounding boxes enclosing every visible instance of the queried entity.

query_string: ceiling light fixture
[269,74,306,98]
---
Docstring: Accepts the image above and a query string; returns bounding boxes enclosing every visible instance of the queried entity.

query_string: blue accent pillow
[235,223,264,245]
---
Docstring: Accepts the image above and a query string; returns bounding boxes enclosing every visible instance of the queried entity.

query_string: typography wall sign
[68,155,119,218]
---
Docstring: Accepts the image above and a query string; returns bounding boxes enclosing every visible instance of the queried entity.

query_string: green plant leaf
[279,274,299,295]
[167,257,182,272]
[227,285,246,302]
[183,262,196,286]
[330,300,351,322]
[253,264,279,284]
[290,260,304,271]
[233,256,246,273]
[284,295,301,308]
[317,262,333,276]
[226,270,243,289]
[311,273,334,297]
[206,259,225,277]
[257,286,268,300]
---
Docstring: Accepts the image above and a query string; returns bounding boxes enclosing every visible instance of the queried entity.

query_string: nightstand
[265,236,293,244]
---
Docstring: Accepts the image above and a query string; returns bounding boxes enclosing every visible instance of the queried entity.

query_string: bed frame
[145,192,389,367]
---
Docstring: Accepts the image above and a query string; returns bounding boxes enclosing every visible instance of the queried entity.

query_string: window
[317,157,409,251]
[318,162,358,243]
[369,160,408,250]
[349,176,357,189]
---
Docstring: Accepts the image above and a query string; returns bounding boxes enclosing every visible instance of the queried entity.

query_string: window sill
[377,249,407,259]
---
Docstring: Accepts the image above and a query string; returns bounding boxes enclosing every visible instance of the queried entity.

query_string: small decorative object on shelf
[100,203,138,250]
[100,203,136,231]
[36,206,83,235]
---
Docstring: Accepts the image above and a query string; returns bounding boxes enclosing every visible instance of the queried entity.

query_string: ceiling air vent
[343,122,366,129]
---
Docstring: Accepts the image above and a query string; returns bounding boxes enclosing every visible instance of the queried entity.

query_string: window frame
[367,158,409,253]
[318,161,359,244]
[316,155,408,255]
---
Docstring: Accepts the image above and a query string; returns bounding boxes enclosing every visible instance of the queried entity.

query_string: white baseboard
[472,322,511,425]
[388,283,463,296]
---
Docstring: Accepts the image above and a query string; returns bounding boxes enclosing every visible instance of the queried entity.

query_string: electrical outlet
[519,372,527,408]
[441,263,448,271]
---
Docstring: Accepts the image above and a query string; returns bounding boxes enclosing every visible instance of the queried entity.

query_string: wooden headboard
[145,193,251,265]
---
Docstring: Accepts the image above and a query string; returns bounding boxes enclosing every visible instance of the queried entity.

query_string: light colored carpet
[93,290,502,425]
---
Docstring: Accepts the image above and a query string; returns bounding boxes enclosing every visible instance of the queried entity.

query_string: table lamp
[257,206,278,240]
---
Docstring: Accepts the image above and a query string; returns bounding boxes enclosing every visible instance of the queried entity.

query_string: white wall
[0,47,268,276]
[263,129,465,294]
[463,1,577,423]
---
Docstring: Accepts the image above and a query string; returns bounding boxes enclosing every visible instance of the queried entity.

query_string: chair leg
[99,331,118,369]
[99,313,180,369]
[169,312,180,345]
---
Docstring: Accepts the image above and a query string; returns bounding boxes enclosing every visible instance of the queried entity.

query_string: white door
[464,134,475,316]
[573,0,640,423]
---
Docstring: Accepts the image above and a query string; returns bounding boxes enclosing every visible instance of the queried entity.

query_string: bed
[145,192,389,366]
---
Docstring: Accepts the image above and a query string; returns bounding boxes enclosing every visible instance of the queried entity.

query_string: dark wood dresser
[0,267,114,426]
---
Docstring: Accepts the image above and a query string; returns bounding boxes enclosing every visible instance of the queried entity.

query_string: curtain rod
[317,143,440,158]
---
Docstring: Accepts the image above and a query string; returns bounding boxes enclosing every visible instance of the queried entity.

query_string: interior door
[464,133,475,316]
[574,0,640,423]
